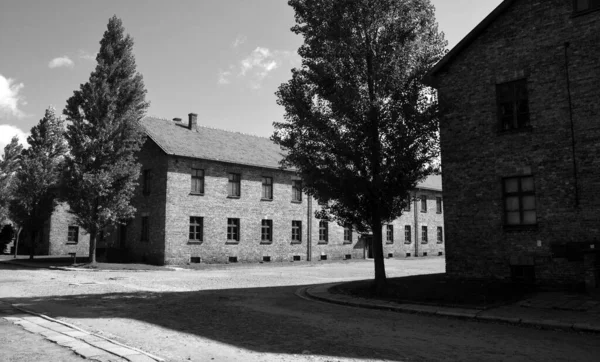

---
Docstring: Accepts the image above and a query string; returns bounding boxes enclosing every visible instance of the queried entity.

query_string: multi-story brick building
[425,0,600,287]
[40,113,444,265]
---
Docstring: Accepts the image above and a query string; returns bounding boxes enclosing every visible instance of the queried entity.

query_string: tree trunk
[13,227,22,258]
[29,230,35,260]
[89,231,97,265]
[371,208,387,295]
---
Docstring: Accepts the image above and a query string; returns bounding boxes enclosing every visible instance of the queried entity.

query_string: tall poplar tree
[0,137,23,224]
[63,16,148,264]
[273,0,446,292]
[10,107,67,259]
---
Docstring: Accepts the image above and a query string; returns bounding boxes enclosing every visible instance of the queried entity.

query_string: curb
[3,260,173,272]
[7,304,165,361]
[302,283,600,334]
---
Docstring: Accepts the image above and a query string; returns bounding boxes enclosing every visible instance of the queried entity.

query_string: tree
[0,137,24,224]
[273,0,446,293]
[0,224,15,254]
[9,107,67,259]
[63,16,148,265]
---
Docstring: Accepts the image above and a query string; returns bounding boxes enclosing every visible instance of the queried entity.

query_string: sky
[0,0,504,152]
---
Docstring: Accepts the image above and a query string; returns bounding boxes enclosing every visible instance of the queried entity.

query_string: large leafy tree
[273,0,446,292]
[0,137,24,224]
[10,107,67,259]
[63,16,148,264]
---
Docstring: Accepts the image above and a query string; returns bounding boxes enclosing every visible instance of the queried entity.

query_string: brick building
[39,114,444,265]
[425,0,600,286]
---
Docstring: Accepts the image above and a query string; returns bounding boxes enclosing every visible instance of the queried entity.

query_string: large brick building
[40,113,445,265]
[425,0,600,286]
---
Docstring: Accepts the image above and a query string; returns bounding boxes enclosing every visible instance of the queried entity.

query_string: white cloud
[78,50,97,61]
[0,125,29,153]
[232,35,247,49]
[0,74,26,118]
[218,69,233,85]
[48,56,74,69]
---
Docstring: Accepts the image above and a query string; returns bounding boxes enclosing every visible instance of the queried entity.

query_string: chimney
[188,113,198,131]
[173,117,182,123]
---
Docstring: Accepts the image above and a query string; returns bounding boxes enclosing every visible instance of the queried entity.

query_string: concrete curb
[3,259,173,272]
[6,304,164,361]
[302,283,600,334]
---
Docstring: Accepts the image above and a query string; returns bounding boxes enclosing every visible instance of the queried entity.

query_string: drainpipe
[414,191,419,257]
[564,42,579,207]
[307,196,312,261]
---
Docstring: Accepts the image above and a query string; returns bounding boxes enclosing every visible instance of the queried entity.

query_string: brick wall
[47,202,90,256]
[433,0,600,285]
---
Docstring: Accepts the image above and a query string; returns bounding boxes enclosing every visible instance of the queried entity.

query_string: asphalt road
[1,258,599,362]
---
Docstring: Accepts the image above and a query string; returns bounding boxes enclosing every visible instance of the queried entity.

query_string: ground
[0,257,599,362]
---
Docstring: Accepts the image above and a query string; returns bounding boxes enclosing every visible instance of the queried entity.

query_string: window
[189,217,203,242]
[497,79,529,131]
[262,177,273,200]
[227,218,240,241]
[67,226,79,244]
[141,216,149,242]
[318,221,328,243]
[261,219,273,243]
[420,195,427,212]
[436,197,443,214]
[292,180,302,202]
[191,169,204,194]
[143,169,151,195]
[421,225,428,244]
[405,225,411,244]
[437,226,444,244]
[503,175,537,226]
[228,173,241,197]
[574,0,600,12]
[386,225,393,244]
[404,195,411,211]
[343,225,352,243]
[292,220,302,242]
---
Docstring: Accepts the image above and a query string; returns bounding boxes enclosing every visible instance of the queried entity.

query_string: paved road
[1,258,599,362]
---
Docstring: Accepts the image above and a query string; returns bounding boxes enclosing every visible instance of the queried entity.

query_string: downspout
[307,196,312,261]
[414,191,419,257]
[564,42,579,207]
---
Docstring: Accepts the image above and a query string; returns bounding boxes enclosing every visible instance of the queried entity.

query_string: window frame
[343,225,352,244]
[143,169,151,195]
[421,225,428,244]
[291,220,302,243]
[503,175,537,229]
[261,176,273,200]
[437,226,444,244]
[292,180,302,202]
[404,225,412,244]
[227,218,240,242]
[141,216,149,242]
[420,195,427,213]
[227,173,241,198]
[318,221,328,243]
[261,219,273,243]
[67,226,79,244]
[191,168,205,195]
[386,225,394,244]
[189,216,203,242]
[436,197,443,214]
[496,78,530,132]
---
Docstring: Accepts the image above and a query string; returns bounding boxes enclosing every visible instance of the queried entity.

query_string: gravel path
[1,258,599,362]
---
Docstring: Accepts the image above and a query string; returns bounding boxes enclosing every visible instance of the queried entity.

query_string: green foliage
[0,137,24,223]
[9,107,67,243]
[63,16,148,263]
[273,0,446,289]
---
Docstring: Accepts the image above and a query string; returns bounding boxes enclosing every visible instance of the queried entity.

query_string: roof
[141,116,442,191]
[142,116,287,170]
[416,174,442,191]
[424,0,515,86]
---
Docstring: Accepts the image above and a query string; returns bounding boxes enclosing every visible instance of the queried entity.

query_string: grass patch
[331,273,535,309]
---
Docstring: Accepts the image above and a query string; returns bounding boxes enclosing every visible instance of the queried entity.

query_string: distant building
[42,113,445,264]
[425,0,600,287]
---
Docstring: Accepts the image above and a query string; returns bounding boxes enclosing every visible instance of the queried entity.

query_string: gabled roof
[425,0,515,86]
[416,174,442,191]
[142,116,287,170]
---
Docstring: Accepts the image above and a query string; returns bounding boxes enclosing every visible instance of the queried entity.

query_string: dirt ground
[1,257,599,362]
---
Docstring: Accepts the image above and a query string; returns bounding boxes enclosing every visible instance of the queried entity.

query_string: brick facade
[427,0,600,285]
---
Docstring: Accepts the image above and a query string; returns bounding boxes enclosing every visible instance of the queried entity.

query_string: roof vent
[188,113,198,131]
[173,118,182,123]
